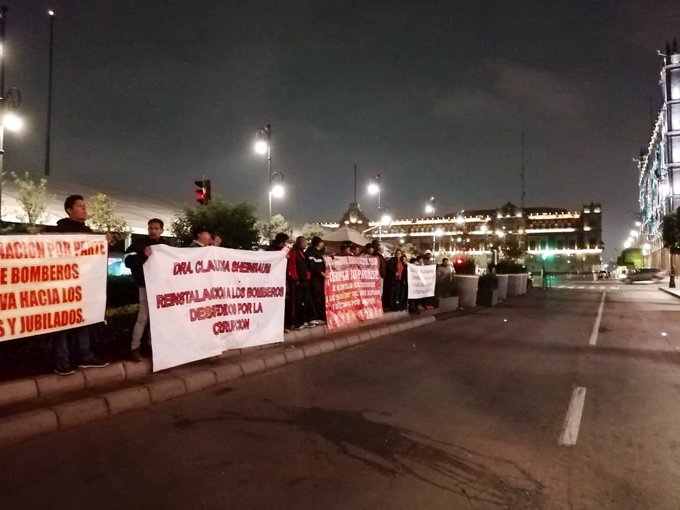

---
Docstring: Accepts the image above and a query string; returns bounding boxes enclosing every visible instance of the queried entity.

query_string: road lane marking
[589,291,606,346]
[558,387,587,446]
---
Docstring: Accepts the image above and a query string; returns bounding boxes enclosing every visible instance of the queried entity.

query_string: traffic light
[194,179,211,205]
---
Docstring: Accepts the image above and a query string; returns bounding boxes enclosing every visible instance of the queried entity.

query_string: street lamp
[433,227,444,252]
[367,174,382,239]
[424,196,435,216]
[44,9,56,176]
[0,7,23,221]
[254,123,275,223]
[270,170,285,199]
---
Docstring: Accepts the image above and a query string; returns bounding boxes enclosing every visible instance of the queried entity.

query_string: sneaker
[294,322,309,330]
[54,362,75,376]
[78,356,109,369]
[130,349,143,362]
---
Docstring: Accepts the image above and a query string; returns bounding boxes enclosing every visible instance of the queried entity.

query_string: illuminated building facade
[637,41,680,268]
[323,201,603,273]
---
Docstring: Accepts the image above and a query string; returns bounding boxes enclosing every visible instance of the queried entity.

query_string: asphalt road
[2,280,680,509]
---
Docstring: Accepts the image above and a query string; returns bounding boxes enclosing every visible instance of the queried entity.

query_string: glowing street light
[254,123,277,223]
[0,7,23,220]
[424,196,435,215]
[367,174,384,239]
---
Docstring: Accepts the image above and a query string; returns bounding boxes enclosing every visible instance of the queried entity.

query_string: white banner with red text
[407,264,436,299]
[144,245,287,371]
[0,234,108,342]
[323,256,383,330]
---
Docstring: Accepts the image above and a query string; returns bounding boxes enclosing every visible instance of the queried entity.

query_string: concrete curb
[659,286,680,299]
[0,314,435,447]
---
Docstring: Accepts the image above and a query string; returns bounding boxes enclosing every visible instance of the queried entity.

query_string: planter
[454,275,479,308]
[496,274,509,300]
[520,273,528,294]
[477,287,499,307]
[437,296,459,312]
[507,274,523,296]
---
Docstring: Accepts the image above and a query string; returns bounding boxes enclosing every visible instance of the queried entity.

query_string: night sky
[3,0,680,258]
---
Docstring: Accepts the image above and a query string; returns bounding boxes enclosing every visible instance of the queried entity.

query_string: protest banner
[407,264,436,299]
[144,245,287,371]
[0,234,107,342]
[323,256,382,330]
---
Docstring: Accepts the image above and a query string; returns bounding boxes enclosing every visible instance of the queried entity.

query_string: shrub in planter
[454,257,477,275]
[106,275,139,308]
[495,259,525,274]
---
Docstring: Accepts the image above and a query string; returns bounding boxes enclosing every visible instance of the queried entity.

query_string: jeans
[53,326,92,365]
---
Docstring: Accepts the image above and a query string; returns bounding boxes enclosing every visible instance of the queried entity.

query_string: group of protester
[265,234,454,330]
[46,194,452,376]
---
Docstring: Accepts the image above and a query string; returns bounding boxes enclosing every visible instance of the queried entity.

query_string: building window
[557,239,565,249]
[569,239,576,249]
[589,238,597,248]
[671,103,680,132]
[670,136,680,165]
[671,68,680,100]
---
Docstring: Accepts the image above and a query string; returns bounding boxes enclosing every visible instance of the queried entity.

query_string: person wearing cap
[305,236,327,325]
[188,226,212,247]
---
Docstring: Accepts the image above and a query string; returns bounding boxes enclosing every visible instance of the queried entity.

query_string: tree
[87,193,131,243]
[258,213,290,243]
[500,237,525,260]
[171,200,259,249]
[662,207,680,287]
[616,248,643,269]
[11,172,48,231]
[301,223,326,240]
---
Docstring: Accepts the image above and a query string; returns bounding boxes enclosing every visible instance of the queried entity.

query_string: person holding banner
[52,195,109,375]
[305,236,327,324]
[124,218,167,362]
[385,249,407,311]
[288,236,316,329]
[188,226,212,247]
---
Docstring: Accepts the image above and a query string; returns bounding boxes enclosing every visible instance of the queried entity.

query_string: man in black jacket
[124,218,167,361]
[53,195,109,375]
[305,236,326,324]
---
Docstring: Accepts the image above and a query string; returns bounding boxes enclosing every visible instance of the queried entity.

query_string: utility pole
[44,10,56,176]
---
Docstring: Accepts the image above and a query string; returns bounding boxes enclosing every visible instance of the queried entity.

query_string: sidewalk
[0,310,447,447]
[658,286,680,299]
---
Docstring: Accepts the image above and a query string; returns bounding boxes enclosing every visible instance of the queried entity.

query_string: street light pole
[265,124,272,224]
[44,10,55,176]
[0,5,7,221]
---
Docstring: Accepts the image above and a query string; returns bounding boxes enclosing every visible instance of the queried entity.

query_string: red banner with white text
[323,256,383,330]
[0,234,107,342]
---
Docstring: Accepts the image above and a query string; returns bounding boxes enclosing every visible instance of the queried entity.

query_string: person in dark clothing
[305,236,327,324]
[385,249,407,310]
[363,243,374,256]
[267,232,290,251]
[288,236,316,329]
[266,233,292,330]
[52,195,109,375]
[372,241,387,308]
[188,226,212,247]
[124,218,167,361]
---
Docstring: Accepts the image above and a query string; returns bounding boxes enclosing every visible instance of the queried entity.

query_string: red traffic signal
[194,179,211,205]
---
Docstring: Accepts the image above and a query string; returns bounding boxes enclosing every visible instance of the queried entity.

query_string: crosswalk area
[552,284,620,291]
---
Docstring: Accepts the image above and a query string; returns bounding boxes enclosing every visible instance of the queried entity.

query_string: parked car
[597,270,609,280]
[624,267,665,283]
